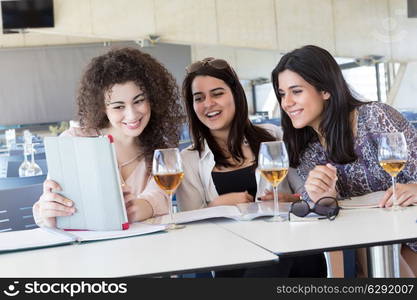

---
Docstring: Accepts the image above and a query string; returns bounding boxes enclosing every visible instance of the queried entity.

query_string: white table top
[0,222,278,278]
[213,206,417,256]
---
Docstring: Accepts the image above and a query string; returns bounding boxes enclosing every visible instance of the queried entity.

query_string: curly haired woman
[33,47,184,227]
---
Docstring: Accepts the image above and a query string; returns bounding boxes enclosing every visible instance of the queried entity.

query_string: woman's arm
[135,177,169,217]
[373,103,417,184]
[372,104,417,206]
[379,183,417,207]
[175,149,208,211]
[121,184,155,222]
[33,179,75,228]
[257,168,302,202]
[305,163,338,203]
[209,192,253,207]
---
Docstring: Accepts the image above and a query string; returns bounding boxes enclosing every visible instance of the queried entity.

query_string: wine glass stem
[168,192,174,225]
[273,185,280,217]
[392,176,397,208]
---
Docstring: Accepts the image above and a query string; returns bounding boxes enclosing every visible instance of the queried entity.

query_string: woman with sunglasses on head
[33,47,183,228]
[176,57,327,277]
[272,45,417,277]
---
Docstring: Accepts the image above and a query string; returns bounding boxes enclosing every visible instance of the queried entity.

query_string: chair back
[0,175,47,190]
[0,152,46,162]
[0,183,42,232]
[8,149,24,156]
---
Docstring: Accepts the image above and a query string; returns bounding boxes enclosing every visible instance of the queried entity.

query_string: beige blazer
[176,123,304,211]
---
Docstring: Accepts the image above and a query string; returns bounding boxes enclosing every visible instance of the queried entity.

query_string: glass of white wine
[258,141,289,222]
[152,148,185,230]
[378,132,408,211]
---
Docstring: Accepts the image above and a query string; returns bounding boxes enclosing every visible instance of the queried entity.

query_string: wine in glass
[378,132,408,211]
[152,148,185,230]
[258,141,289,222]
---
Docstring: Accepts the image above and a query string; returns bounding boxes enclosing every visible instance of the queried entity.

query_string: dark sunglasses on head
[186,57,230,74]
[288,196,340,221]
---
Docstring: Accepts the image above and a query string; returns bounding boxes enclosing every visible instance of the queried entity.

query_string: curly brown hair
[77,47,184,168]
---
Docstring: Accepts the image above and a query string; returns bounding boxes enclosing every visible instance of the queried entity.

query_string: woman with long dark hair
[272,45,417,277]
[178,57,302,209]
[177,57,326,277]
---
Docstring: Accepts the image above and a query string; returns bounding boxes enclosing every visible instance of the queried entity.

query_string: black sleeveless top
[211,165,257,199]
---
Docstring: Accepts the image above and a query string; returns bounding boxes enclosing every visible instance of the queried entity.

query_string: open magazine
[338,191,386,209]
[145,201,320,225]
[0,222,167,253]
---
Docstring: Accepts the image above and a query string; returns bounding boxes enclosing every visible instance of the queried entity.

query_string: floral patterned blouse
[296,102,417,251]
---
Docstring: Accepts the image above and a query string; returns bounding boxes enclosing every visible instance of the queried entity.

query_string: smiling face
[191,75,236,135]
[278,69,330,132]
[104,81,151,140]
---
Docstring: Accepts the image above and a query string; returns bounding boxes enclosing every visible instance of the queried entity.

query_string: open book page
[70,222,167,242]
[236,201,322,221]
[0,223,167,253]
[0,228,74,253]
[145,205,242,225]
[338,191,386,209]
[145,201,293,225]
[235,201,291,221]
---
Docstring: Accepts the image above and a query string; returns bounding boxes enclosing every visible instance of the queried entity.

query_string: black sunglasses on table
[288,196,340,221]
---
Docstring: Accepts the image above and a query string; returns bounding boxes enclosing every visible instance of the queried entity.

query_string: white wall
[0,42,191,126]
[1,0,417,61]
[0,0,416,112]
[192,45,281,80]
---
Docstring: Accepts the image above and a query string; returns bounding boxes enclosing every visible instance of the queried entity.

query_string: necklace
[97,129,142,168]
[118,152,142,168]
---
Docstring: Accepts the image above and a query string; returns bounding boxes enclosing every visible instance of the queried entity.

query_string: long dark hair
[182,60,275,168]
[271,45,366,167]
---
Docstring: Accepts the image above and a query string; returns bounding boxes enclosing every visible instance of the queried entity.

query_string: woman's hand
[209,191,254,207]
[379,183,417,208]
[258,191,301,203]
[122,184,154,222]
[33,179,75,228]
[305,163,338,203]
